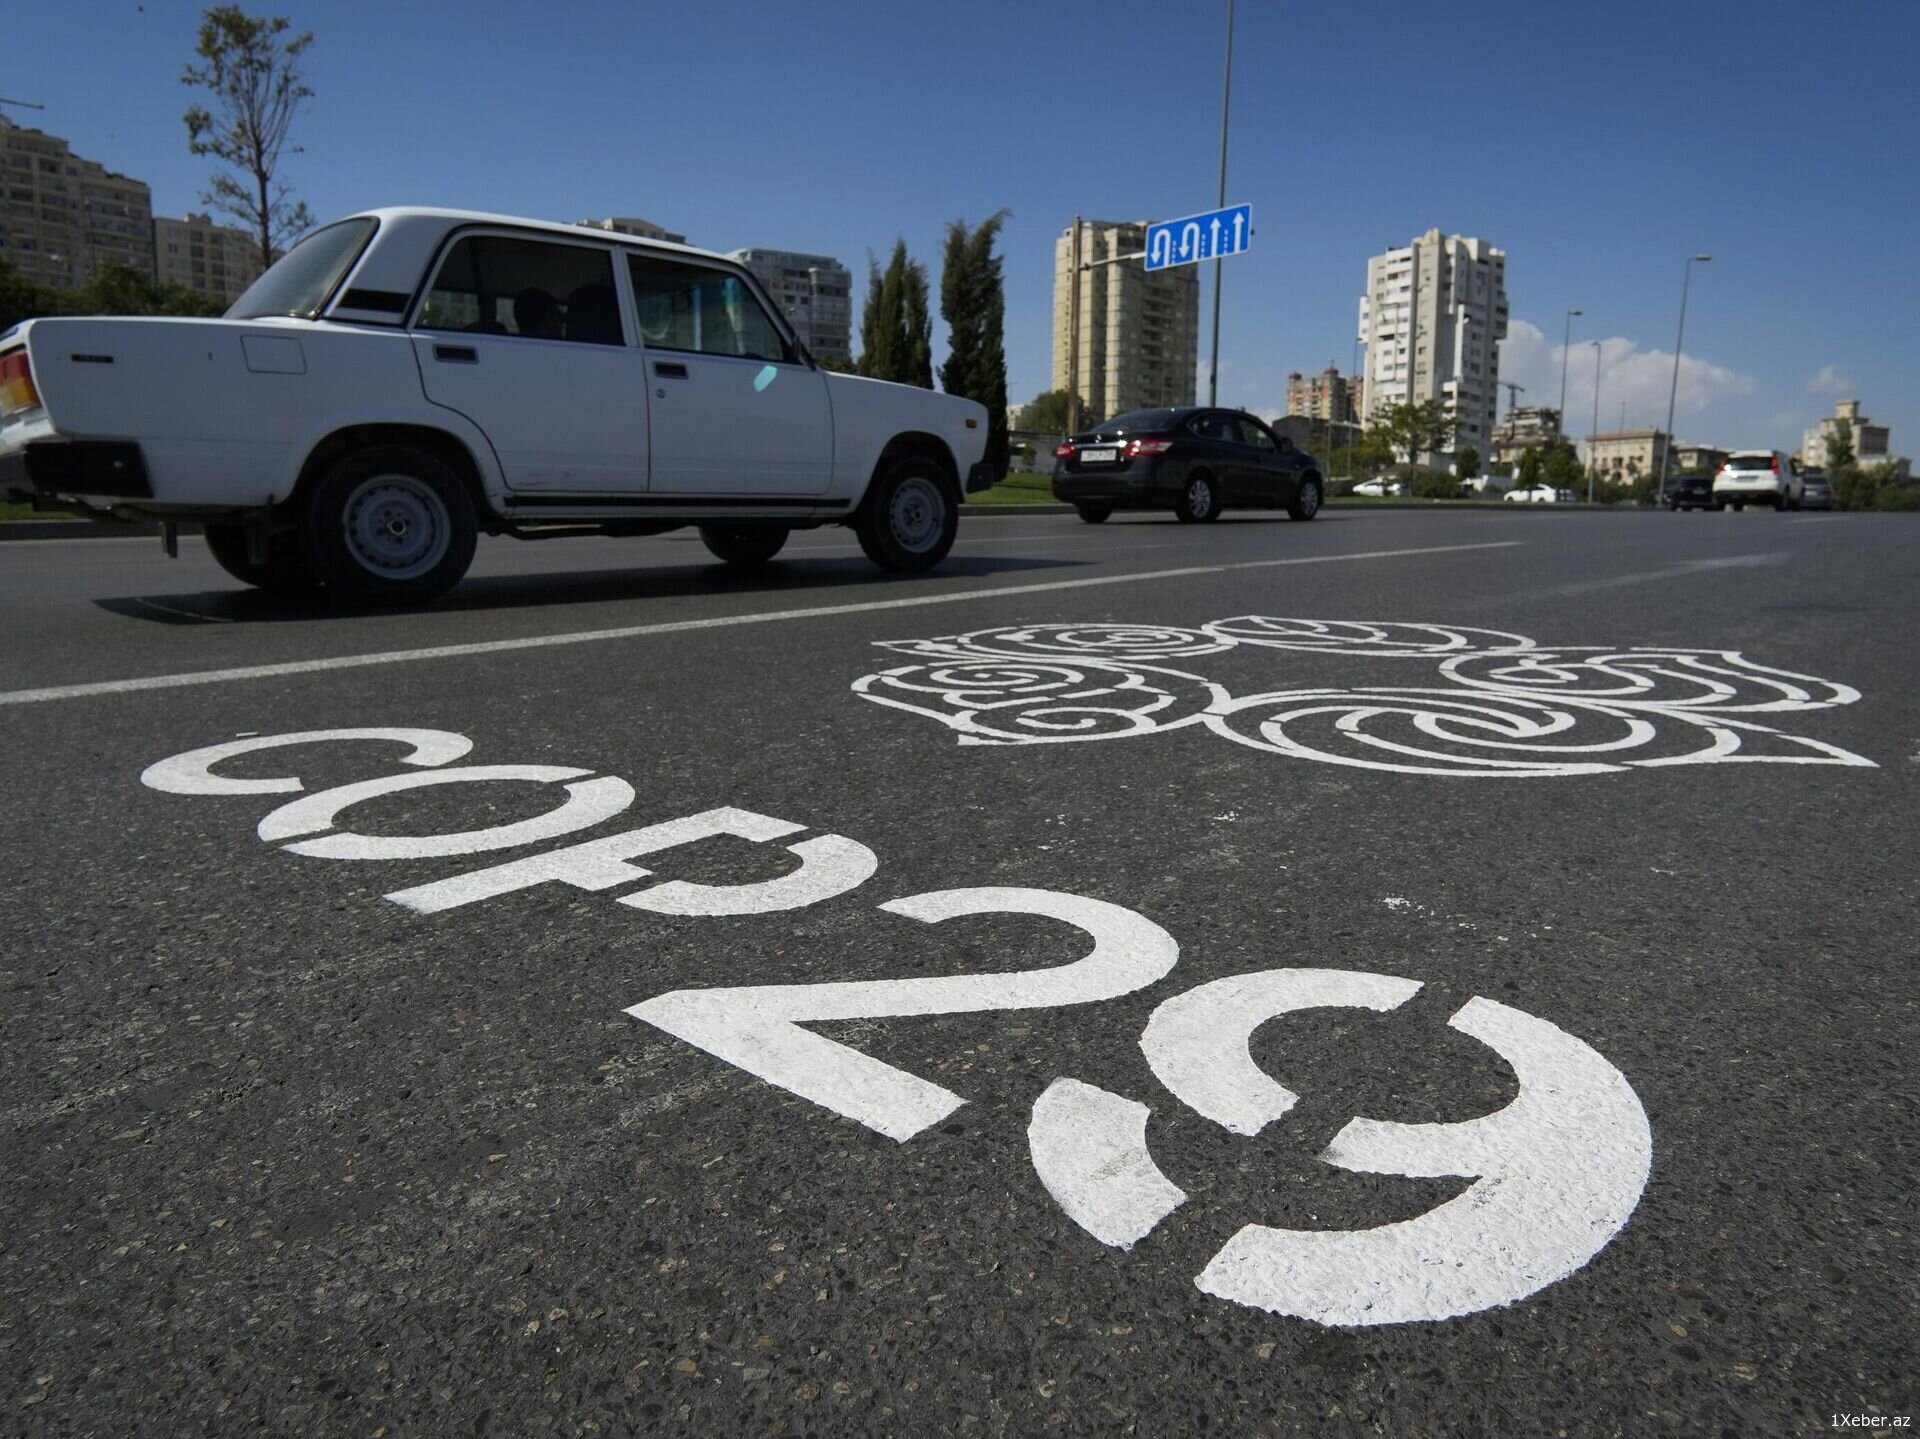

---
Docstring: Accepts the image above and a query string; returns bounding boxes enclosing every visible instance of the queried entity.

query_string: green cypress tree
[939,210,1011,479]
[857,239,933,388]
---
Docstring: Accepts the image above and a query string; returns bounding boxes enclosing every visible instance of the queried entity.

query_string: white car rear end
[1713,450,1802,511]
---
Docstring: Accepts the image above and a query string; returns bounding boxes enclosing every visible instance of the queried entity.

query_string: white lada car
[0,208,992,604]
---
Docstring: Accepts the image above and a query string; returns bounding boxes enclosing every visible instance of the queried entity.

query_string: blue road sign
[1144,204,1253,272]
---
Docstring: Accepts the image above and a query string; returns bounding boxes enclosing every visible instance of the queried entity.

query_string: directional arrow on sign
[1145,204,1254,272]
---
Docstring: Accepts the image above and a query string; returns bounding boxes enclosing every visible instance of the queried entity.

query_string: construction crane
[0,98,46,114]
[1502,381,1526,419]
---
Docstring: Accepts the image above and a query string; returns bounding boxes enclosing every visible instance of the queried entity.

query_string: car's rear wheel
[700,524,789,567]
[856,455,958,571]
[203,521,321,592]
[1075,505,1112,524]
[1287,475,1322,522]
[304,445,478,606]
[1177,472,1222,523]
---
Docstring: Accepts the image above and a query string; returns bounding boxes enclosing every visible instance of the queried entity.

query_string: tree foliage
[939,210,1011,480]
[0,258,226,332]
[1454,444,1480,480]
[1516,446,1546,489]
[1824,418,1855,471]
[857,240,933,389]
[1016,390,1090,434]
[182,6,315,269]
[1542,440,1584,488]
[1347,428,1395,480]
[1370,398,1458,462]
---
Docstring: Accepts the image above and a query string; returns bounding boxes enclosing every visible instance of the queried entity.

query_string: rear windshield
[1724,453,1776,469]
[226,218,377,320]
[1096,408,1181,433]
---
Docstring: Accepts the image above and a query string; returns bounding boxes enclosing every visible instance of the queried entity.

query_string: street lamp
[1658,254,1711,502]
[1558,308,1582,435]
[1588,340,1602,503]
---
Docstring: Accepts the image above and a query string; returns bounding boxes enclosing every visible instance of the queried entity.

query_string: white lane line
[0,540,1522,706]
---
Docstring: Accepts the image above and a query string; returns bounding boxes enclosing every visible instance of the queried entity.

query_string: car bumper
[1801,494,1832,510]
[3,440,153,500]
[1712,481,1785,500]
[1051,460,1176,506]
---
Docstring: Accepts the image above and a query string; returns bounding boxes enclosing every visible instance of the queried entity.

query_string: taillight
[1055,442,1075,458]
[0,349,37,418]
[1125,438,1174,457]
[1771,455,1779,472]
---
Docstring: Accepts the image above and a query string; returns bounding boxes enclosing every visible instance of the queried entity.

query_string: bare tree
[182,6,314,269]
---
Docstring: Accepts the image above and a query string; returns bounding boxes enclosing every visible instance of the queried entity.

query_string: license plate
[1080,448,1120,463]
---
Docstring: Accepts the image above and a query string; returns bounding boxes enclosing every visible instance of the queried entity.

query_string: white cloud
[1498,319,1755,438]
[1808,364,1854,394]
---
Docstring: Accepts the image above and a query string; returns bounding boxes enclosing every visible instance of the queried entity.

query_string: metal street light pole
[1588,340,1602,503]
[1207,0,1235,406]
[1558,307,1582,435]
[1658,254,1711,502]
[1066,218,1082,436]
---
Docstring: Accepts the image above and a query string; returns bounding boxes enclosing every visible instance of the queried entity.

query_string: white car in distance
[1504,485,1575,503]
[0,208,992,604]
[1712,450,1803,511]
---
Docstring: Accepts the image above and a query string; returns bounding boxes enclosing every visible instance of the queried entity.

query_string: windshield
[226,218,377,320]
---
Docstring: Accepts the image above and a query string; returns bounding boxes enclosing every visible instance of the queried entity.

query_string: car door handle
[433,344,478,364]
[653,361,688,379]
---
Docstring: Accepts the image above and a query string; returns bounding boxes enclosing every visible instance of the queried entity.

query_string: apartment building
[725,248,854,367]
[153,212,265,305]
[575,216,687,244]
[1489,405,1563,470]
[1802,399,1893,469]
[1357,228,1508,459]
[1052,219,1200,423]
[1584,429,1671,489]
[1286,365,1364,424]
[0,115,153,289]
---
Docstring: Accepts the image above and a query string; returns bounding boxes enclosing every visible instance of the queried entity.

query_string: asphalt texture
[3,507,1915,1437]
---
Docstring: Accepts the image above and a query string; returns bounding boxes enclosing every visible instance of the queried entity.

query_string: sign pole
[1208,0,1235,407]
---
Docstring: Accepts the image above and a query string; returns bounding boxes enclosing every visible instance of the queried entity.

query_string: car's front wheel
[203,522,321,592]
[856,455,958,571]
[1075,505,1112,524]
[1288,475,1322,522]
[304,445,478,606]
[700,524,789,567]
[1177,472,1222,523]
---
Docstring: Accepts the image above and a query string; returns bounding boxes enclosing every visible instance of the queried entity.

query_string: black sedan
[1665,473,1715,511]
[1051,407,1324,524]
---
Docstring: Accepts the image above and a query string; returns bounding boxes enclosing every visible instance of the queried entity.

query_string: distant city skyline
[10,0,1916,452]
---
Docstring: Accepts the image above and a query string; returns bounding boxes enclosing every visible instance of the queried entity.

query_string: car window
[228,218,376,320]
[416,235,624,345]
[1189,413,1242,444]
[1240,419,1278,452]
[628,255,793,363]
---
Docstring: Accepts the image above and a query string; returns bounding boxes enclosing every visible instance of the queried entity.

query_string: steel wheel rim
[1188,477,1213,517]
[889,476,946,553]
[1299,481,1320,517]
[342,475,450,580]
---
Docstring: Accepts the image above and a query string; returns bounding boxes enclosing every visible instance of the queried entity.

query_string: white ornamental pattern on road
[851,619,1875,776]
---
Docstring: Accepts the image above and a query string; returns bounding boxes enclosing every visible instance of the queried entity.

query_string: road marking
[0,541,1523,706]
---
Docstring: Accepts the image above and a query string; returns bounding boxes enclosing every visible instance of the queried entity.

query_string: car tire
[1075,505,1112,524]
[203,521,321,592]
[303,445,478,606]
[1177,472,1222,524]
[856,454,958,572]
[700,524,789,567]
[1287,475,1322,522]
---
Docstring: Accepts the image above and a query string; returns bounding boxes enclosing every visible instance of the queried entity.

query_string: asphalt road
[4,507,1915,1437]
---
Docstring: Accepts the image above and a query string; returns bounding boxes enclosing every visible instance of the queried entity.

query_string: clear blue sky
[15,0,1919,455]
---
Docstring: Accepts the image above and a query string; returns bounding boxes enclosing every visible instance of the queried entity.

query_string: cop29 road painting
[144,727,1657,1332]
[850,618,1876,777]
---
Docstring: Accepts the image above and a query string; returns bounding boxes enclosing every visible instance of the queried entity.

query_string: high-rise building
[1052,219,1200,423]
[0,115,154,289]
[1357,228,1508,459]
[575,216,687,244]
[725,248,854,367]
[1802,399,1893,469]
[1286,365,1364,424]
[153,212,265,305]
